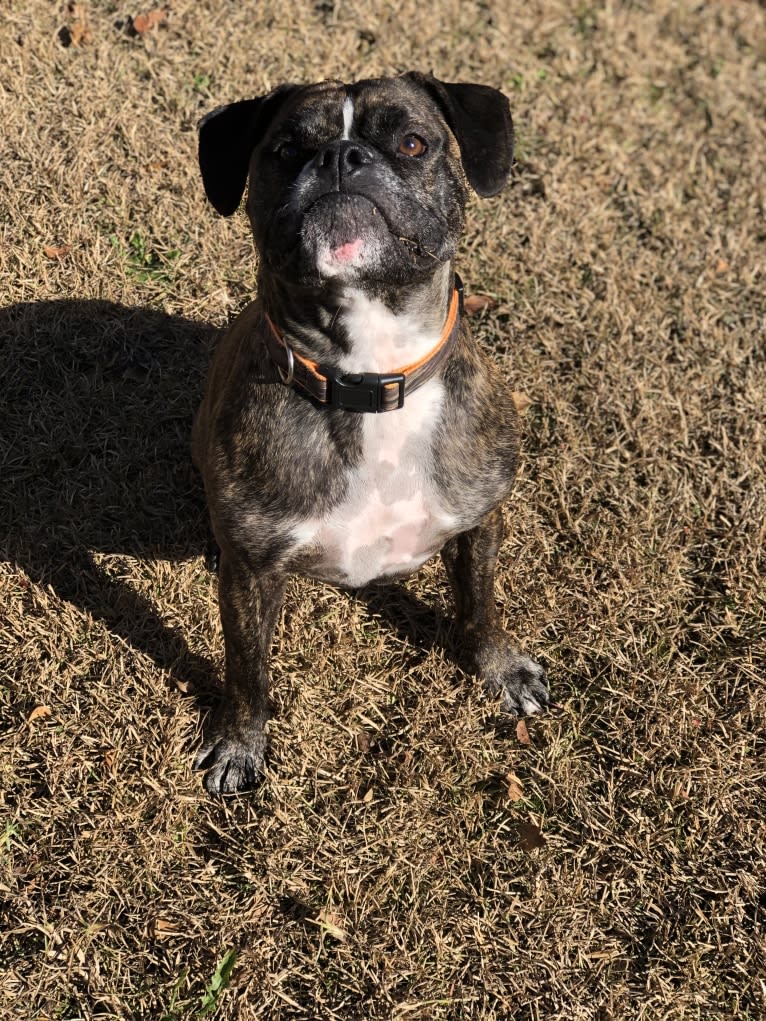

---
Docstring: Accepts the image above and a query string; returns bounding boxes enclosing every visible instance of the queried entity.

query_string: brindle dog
[192,73,550,793]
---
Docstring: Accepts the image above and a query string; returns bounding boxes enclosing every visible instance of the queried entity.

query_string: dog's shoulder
[434,323,522,513]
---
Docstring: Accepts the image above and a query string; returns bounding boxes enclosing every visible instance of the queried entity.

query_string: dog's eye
[276,142,301,162]
[398,134,427,157]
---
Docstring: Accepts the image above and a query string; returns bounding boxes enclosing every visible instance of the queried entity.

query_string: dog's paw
[480,649,551,714]
[193,729,266,794]
[496,654,550,715]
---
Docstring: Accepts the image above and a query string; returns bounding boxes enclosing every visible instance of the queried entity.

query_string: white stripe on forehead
[342,95,354,140]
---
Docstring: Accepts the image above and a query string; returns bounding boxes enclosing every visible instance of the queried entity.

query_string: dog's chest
[290,381,459,587]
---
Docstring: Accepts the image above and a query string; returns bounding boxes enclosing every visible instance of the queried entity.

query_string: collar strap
[264,275,463,413]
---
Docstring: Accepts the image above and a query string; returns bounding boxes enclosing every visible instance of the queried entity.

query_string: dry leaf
[132,9,167,35]
[714,258,729,274]
[59,5,92,47]
[517,820,546,851]
[511,391,532,415]
[103,749,117,769]
[516,719,533,746]
[506,772,524,802]
[43,244,71,260]
[69,21,93,45]
[463,293,496,315]
[362,787,374,803]
[28,705,52,723]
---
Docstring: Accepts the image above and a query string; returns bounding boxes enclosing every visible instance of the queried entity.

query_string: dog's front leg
[442,508,550,714]
[194,555,286,793]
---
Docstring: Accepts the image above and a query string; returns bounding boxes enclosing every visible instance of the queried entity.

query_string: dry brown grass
[1,1,765,1018]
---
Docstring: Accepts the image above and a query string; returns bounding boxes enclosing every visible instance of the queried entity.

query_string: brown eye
[398,134,427,157]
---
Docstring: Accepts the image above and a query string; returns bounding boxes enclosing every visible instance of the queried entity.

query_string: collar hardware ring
[278,343,295,386]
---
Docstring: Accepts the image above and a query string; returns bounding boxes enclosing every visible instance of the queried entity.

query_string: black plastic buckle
[320,366,406,412]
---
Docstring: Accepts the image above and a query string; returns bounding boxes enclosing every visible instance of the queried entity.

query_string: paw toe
[193,741,218,773]
[193,734,265,794]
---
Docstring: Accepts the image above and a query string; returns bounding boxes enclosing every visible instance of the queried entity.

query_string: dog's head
[198,73,514,288]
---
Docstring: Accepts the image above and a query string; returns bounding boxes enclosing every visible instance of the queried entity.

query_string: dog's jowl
[192,73,550,793]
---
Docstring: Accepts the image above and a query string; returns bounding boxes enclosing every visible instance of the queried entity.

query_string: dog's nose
[313,140,373,187]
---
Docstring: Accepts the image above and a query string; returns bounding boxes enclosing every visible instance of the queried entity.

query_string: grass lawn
[1,1,764,1018]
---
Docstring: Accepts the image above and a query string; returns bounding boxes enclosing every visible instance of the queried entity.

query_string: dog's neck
[258,263,453,375]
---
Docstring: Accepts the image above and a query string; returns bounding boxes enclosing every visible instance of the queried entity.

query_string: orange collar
[264,276,463,413]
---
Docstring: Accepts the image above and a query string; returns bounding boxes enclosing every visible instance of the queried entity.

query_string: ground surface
[1,1,764,1019]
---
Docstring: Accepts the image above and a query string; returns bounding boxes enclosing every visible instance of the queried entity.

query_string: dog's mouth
[264,188,451,284]
[295,191,389,276]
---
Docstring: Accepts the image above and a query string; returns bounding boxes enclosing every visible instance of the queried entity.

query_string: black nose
[313,140,373,188]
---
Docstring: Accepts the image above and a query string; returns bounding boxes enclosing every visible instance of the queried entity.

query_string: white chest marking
[291,381,459,587]
[335,289,442,375]
[342,96,354,140]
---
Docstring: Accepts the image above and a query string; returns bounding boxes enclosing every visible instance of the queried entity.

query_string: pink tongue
[332,239,362,261]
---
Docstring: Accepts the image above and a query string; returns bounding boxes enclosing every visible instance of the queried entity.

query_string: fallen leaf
[511,391,532,415]
[132,9,167,35]
[361,786,374,803]
[103,749,117,769]
[517,820,546,851]
[69,21,93,45]
[28,705,52,723]
[714,258,729,274]
[506,771,524,801]
[463,293,496,315]
[516,719,533,746]
[43,244,71,260]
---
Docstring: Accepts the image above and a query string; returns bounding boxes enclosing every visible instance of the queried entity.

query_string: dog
[192,73,550,793]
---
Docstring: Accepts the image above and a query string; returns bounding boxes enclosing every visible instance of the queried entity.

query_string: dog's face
[246,77,469,287]
[199,74,514,290]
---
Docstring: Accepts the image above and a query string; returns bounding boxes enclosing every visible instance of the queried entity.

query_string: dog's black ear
[404,73,514,198]
[198,85,300,216]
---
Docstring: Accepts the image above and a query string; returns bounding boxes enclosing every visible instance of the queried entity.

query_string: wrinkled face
[246,78,468,288]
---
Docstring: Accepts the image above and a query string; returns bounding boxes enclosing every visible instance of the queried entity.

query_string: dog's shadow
[1,297,219,693]
[1,298,452,712]
[357,581,454,661]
